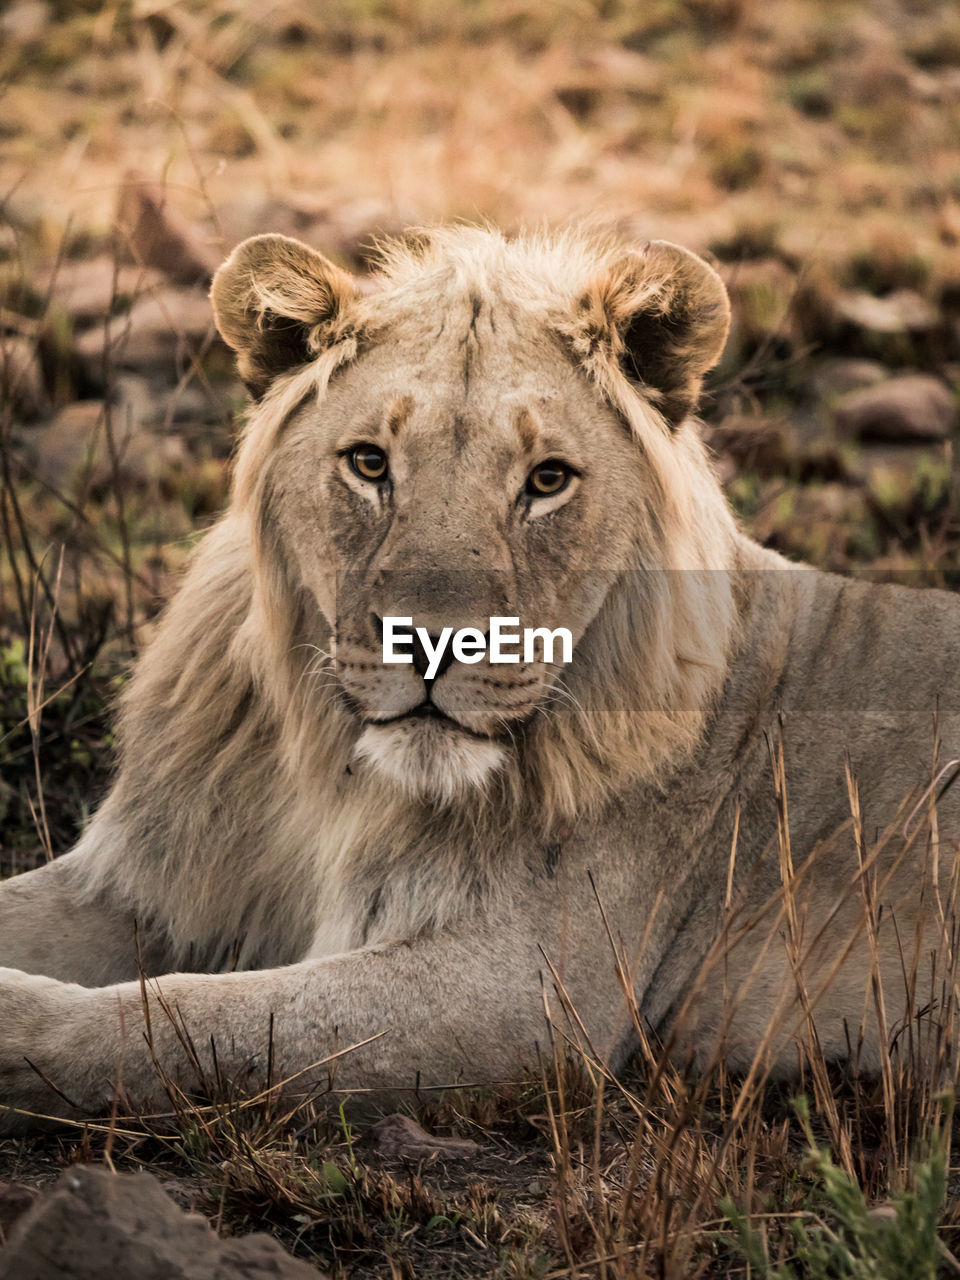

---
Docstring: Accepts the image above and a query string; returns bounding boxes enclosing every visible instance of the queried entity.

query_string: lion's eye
[349,444,389,483]
[526,460,572,497]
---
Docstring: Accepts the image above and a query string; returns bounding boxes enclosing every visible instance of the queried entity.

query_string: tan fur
[0,225,958,1131]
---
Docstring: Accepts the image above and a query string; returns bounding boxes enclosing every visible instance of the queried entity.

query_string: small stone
[808,358,888,402]
[866,1201,898,1224]
[834,289,938,334]
[367,1113,481,1160]
[833,374,957,442]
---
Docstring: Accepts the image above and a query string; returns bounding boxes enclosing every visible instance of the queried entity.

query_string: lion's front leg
[0,912,634,1132]
[0,968,103,1129]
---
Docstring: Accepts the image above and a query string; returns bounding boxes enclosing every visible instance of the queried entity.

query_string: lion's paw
[0,967,97,1131]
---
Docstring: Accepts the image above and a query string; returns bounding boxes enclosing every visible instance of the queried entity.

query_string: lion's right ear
[211,235,358,397]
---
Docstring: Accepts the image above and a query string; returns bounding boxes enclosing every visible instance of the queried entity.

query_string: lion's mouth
[368,702,496,741]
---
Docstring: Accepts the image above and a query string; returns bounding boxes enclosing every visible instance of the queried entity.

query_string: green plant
[722,1094,953,1278]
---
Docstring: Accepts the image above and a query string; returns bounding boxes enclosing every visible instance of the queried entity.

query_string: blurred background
[1,0,959,861]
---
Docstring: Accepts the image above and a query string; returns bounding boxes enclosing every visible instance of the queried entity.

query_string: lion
[1,225,958,1131]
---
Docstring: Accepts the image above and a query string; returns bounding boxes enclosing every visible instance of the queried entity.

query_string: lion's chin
[353,720,507,806]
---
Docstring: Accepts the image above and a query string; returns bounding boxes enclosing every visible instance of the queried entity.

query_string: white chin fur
[353,720,507,805]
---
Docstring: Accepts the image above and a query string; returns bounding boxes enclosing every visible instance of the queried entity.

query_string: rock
[0,335,47,420]
[0,1165,322,1279]
[834,289,938,335]
[116,173,220,286]
[0,1182,38,1238]
[112,373,232,431]
[73,288,219,377]
[701,414,793,476]
[23,400,187,493]
[39,258,167,327]
[808,358,888,402]
[833,374,957,442]
[0,1,50,41]
[367,1114,481,1160]
[21,401,103,491]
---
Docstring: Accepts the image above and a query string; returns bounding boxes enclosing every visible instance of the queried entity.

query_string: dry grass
[3,0,960,268]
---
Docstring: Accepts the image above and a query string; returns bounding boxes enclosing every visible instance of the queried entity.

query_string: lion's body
[1,226,958,1128]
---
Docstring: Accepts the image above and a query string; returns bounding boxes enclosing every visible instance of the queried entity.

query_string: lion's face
[213,228,731,804]
[266,321,651,798]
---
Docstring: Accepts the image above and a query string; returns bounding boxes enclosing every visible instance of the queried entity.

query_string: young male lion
[1,227,958,1130]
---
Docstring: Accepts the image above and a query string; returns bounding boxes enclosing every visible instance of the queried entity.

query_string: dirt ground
[1,1,960,1276]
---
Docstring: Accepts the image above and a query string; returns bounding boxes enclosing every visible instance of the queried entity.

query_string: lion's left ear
[211,234,358,397]
[570,241,730,429]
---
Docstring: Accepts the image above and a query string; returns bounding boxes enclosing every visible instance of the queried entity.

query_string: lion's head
[212,226,739,813]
